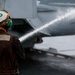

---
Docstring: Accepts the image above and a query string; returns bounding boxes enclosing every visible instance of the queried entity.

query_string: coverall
[0,28,25,75]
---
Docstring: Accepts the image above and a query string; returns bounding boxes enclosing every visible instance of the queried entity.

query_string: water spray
[19,9,75,42]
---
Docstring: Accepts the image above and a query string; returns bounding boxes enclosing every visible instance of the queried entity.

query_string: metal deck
[19,52,75,75]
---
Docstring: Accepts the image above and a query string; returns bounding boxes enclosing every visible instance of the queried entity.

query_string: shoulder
[6,32,18,38]
[5,32,19,41]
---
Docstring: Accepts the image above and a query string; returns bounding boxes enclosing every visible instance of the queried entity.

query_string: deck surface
[19,52,75,75]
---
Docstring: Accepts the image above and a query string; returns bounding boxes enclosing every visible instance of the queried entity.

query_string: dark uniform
[0,28,25,75]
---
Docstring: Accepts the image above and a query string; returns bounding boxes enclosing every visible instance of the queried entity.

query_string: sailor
[0,10,25,75]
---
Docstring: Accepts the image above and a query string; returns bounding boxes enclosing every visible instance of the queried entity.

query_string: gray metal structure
[0,0,37,18]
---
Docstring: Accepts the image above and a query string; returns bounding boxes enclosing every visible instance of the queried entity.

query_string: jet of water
[19,9,75,42]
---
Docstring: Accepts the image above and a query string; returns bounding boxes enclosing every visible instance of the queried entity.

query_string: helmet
[0,11,12,28]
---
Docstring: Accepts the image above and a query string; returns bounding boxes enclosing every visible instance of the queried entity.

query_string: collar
[0,27,6,32]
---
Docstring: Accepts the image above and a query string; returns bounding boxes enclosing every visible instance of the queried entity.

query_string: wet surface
[19,52,75,75]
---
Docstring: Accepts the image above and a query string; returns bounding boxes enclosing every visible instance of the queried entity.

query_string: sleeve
[13,36,25,60]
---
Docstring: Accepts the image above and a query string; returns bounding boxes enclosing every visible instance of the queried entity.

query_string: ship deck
[19,52,75,75]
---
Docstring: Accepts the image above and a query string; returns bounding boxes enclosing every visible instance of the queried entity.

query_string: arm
[13,36,25,60]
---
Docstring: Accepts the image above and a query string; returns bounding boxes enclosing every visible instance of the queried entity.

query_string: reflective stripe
[0,35,10,41]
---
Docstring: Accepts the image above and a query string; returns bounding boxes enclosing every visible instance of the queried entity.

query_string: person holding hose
[0,10,25,75]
